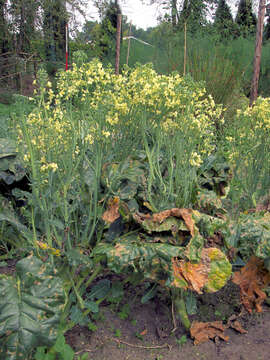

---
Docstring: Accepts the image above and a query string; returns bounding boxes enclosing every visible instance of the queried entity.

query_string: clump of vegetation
[1,0,270,357]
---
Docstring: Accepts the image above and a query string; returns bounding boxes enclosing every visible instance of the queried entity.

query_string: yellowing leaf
[102,197,120,224]
[172,248,231,294]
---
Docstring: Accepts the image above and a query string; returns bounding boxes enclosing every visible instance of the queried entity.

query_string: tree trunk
[171,0,177,28]
[249,0,266,106]
[0,0,8,54]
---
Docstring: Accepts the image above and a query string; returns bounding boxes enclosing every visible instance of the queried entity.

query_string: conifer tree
[264,12,270,40]
[43,0,68,62]
[235,0,257,37]
[214,0,234,38]
[98,0,122,58]
[0,0,9,53]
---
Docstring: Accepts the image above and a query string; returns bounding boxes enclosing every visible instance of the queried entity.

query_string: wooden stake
[249,0,266,106]
[115,14,122,75]
[184,22,187,76]
[65,23,68,71]
[126,22,132,66]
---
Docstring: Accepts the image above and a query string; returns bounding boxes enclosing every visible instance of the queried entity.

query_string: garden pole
[249,0,266,106]
[115,14,122,75]
[184,22,187,76]
[126,21,132,66]
[65,23,68,71]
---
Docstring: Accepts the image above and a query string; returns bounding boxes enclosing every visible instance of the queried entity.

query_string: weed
[88,321,98,332]
[118,303,130,320]
[134,331,144,342]
[175,335,187,347]
[130,319,137,326]
[114,328,122,338]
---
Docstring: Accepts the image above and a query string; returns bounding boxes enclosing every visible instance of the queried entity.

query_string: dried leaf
[190,321,229,345]
[232,256,270,313]
[152,208,195,237]
[172,257,209,294]
[140,329,147,336]
[228,320,247,334]
[102,197,120,224]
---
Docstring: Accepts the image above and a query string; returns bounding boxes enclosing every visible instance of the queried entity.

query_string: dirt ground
[1,260,270,360]
[66,281,270,360]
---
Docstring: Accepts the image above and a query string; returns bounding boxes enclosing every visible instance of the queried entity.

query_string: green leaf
[141,216,188,235]
[0,138,16,159]
[53,334,74,360]
[110,281,124,299]
[185,291,197,315]
[79,354,89,360]
[94,238,185,284]
[141,283,158,304]
[65,249,93,268]
[70,306,86,326]
[87,279,111,300]
[0,139,26,183]
[34,347,55,360]
[84,300,99,313]
[184,232,204,262]
[0,256,65,360]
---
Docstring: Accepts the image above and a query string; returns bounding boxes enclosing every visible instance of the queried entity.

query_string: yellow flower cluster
[37,241,61,256]
[40,162,58,173]
[18,59,225,173]
[225,97,270,165]
[54,60,222,158]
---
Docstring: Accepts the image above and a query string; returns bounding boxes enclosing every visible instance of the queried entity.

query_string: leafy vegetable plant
[0,255,65,360]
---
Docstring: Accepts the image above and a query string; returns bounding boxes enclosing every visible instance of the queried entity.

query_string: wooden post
[184,22,187,76]
[126,22,132,66]
[115,14,122,75]
[65,23,68,71]
[249,0,266,106]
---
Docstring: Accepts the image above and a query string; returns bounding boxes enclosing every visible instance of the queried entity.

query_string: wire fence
[0,52,67,98]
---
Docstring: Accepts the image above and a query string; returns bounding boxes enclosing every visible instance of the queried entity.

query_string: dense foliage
[1,1,270,358]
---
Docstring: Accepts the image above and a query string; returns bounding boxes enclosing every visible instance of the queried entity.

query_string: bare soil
[1,259,270,360]
[66,281,270,360]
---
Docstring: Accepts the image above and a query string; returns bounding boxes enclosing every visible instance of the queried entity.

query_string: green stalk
[61,264,102,320]
[67,270,85,310]
[82,149,102,246]
[172,289,191,331]
[142,127,158,212]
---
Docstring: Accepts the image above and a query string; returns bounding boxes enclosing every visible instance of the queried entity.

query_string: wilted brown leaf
[102,197,120,224]
[140,329,147,336]
[232,256,270,313]
[172,248,211,293]
[228,320,247,334]
[190,321,229,345]
[152,208,195,236]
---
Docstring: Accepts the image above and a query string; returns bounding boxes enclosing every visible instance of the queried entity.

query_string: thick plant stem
[172,290,191,331]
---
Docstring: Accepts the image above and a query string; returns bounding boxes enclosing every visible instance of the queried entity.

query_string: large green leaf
[101,157,147,200]
[230,212,270,263]
[141,216,189,235]
[0,194,32,244]
[93,237,185,285]
[0,138,26,182]
[0,138,16,158]
[0,256,65,360]
[198,155,231,198]
[0,138,17,172]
